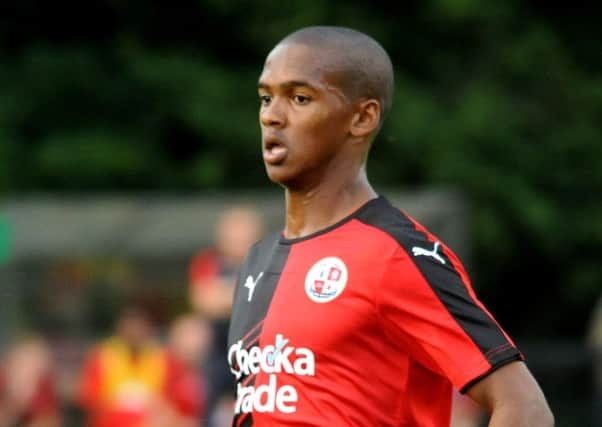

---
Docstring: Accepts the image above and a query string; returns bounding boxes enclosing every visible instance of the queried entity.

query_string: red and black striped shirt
[228,196,522,426]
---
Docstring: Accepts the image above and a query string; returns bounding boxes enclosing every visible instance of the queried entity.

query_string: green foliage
[0,1,600,335]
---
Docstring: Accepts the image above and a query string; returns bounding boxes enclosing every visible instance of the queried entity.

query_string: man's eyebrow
[258,80,315,90]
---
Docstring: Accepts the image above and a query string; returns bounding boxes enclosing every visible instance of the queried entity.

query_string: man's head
[115,305,154,350]
[216,205,263,266]
[280,27,394,123]
[167,314,212,366]
[258,26,394,189]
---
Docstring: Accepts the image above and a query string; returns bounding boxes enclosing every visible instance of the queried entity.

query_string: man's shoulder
[354,196,431,249]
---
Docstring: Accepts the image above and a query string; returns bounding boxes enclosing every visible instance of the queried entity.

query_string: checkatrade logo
[228,334,315,414]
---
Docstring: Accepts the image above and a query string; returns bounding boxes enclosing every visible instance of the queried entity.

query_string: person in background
[188,206,263,421]
[77,305,165,427]
[149,313,212,427]
[588,295,602,426]
[0,335,61,427]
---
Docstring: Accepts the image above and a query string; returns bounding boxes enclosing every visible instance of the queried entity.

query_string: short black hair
[278,26,394,125]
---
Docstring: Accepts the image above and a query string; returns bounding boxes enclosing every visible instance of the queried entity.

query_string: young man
[227,26,554,426]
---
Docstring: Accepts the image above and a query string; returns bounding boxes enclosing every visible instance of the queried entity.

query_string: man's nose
[260,98,286,128]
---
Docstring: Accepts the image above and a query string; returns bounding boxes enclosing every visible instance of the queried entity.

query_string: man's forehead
[259,42,336,86]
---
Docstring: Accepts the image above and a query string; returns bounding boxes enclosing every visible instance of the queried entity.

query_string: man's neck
[283,171,377,239]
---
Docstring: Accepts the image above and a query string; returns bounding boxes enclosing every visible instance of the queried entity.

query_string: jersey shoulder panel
[355,196,523,390]
[353,196,434,249]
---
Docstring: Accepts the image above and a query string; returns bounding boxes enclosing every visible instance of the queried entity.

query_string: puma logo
[244,272,264,302]
[411,241,446,265]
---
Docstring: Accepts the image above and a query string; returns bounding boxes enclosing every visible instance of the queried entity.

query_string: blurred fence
[0,188,469,339]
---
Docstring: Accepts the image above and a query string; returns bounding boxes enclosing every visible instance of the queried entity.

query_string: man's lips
[263,137,288,165]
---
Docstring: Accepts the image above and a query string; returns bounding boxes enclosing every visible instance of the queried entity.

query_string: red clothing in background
[163,351,206,419]
[0,370,59,424]
[78,338,167,427]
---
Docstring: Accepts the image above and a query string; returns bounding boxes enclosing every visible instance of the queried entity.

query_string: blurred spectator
[77,305,165,427]
[0,335,61,427]
[188,206,263,420]
[149,313,212,427]
[588,295,602,425]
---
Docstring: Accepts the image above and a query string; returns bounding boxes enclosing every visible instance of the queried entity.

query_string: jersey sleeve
[376,242,523,392]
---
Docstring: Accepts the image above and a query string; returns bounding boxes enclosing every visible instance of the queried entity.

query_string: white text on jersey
[228,334,315,414]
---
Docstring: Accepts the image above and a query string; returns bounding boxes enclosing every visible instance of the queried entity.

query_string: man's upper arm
[466,361,554,426]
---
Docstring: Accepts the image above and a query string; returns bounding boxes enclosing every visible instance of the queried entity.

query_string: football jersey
[227,196,522,426]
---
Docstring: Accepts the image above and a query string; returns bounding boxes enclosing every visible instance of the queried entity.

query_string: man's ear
[350,99,381,138]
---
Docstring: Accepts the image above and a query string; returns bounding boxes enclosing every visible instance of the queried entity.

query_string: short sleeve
[377,244,523,392]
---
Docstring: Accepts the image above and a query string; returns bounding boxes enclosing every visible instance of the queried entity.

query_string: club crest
[304,257,348,303]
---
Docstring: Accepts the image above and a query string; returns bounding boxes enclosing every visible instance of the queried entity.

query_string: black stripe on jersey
[228,232,292,427]
[355,197,520,368]
[229,232,291,348]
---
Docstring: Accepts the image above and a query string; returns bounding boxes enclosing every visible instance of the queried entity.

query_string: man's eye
[293,95,310,105]
[259,95,272,106]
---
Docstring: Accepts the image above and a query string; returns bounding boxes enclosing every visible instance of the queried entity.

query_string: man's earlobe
[350,100,381,138]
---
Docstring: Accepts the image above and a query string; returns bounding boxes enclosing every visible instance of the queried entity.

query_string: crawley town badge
[304,257,348,303]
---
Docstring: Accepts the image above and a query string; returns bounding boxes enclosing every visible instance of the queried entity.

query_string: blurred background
[0,1,600,426]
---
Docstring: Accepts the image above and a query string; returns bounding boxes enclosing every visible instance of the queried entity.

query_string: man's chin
[265,164,295,187]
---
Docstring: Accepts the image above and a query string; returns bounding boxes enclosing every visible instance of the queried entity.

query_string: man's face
[258,43,354,189]
[118,312,152,349]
